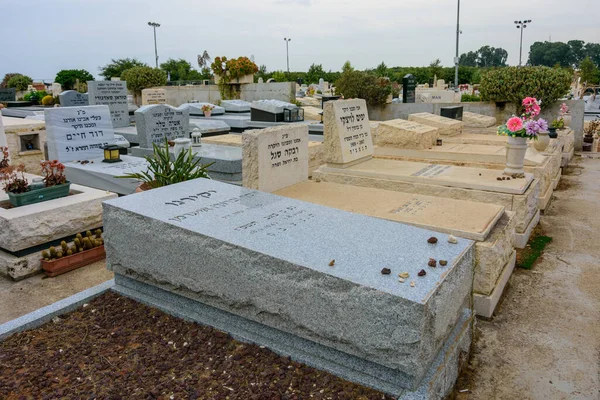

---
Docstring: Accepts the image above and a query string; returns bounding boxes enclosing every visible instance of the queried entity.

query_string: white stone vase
[504,136,528,176]
[534,131,550,152]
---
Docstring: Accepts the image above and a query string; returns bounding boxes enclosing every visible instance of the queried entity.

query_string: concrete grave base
[407,113,463,136]
[113,274,474,399]
[0,248,43,280]
[462,112,496,128]
[553,168,562,190]
[473,251,516,318]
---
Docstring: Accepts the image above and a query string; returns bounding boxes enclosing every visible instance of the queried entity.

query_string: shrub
[461,93,481,102]
[23,90,47,105]
[2,73,24,89]
[54,69,94,91]
[480,66,571,110]
[41,95,55,105]
[121,66,167,99]
[335,70,392,106]
[7,74,33,91]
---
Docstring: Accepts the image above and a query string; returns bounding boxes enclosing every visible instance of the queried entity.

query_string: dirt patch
[0,291,394,400]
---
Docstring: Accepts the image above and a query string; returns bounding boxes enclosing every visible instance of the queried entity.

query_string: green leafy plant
[211,56,258,99]
[7,74,33,91]
[121,66,167,103]
[24,90,48,105]
[461,93,481,102]
[54,69,94,91]
[479,66,571,110]
[550,118,565,129]
[117,138,213,189]
[335,70,392,106]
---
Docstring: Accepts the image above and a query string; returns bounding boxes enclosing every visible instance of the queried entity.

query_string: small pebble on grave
[398,278,405,283]
[398,272,409,279]
[448,235,458,244]
[418,269,427,277]
[427,237,438,244]
[328,259,335,267]
[381,267,391,275]
[439,260,448,266]
[410,281,416,287]
[428,258,437,267]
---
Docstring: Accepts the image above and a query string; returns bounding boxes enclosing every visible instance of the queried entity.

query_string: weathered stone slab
[323,99,373,166]
[0,173,117,254]
[275,180,504,241]
[189,119,230,135]
[65,155,149,195]
[376,119,439,150]
[462,112,496,128]
[87,81,129,128]
[251,99,296,114]
[221,99,251,113]
[58,90,89,107]
[242,125,309,192]
[44,105,115,162]
[104,179,474,388]
[135,104,189,148]
[408,112,463,136]
[141,88,166,105]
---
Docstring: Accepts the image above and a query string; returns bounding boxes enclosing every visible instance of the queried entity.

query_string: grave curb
[0,279,114,341]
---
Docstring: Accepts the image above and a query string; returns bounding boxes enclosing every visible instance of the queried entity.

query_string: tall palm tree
[197,51,211,69]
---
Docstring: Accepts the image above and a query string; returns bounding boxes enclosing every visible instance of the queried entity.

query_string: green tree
[271,71,287,82]
[460,46,507,67]
[160,58,202,82]
[335,70,392,106]
[568,40,586,67]
[584,43,600,66]
[459,51,478,67]
[99,58,148,80]
[580,56,599,84]
[375,61,388,77]
[342,61,354,74]
[528,41,573,67]
[306,63,325,84]
[1,73,23,88]
[121,66,167,103]
[55,69,94,91]
[6,74,33,91]
[428,59,443,83]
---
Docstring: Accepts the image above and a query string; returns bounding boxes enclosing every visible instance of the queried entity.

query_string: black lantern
[102,145,122,163]
[283,107,304,123]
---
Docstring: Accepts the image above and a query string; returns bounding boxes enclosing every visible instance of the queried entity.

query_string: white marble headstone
[44,105,115,162]
[135,104,190,148]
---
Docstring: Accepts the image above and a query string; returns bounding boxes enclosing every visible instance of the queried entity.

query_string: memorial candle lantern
[191,128,202,147]
[102,145,122,163]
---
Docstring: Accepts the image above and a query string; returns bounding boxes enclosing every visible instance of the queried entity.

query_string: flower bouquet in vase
[201,104,214,117]
[498,97,548,176]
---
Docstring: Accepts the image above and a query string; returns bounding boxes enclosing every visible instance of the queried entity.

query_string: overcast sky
[2,0,598,81]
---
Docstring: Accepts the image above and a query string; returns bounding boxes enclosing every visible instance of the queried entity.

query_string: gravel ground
[0,291,394,400]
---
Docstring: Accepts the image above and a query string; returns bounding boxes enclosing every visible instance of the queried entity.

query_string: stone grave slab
[44,105,115,162]
[184,102,225,116]
[65,155,149,195]
[462,112,496,128]
[87,81,129,128]
[189,119,230,136]
[376,119,439,150]
[141,88,166,105]
[408,112,463,136]
[242,124,309,192]
[0,88,16,102]
[58,90,89,107]
[313,159,539,247]
[104,178,474,393]
[323,99,373,166]
[0,173,117,279]
[135,104,189,148]
[251,99,297,114]
[220,99,251,113]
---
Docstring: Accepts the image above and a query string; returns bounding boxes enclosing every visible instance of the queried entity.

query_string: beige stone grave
[302,106,323,121]
[375,119,439,150]
[462,112,496,128]
[408,112,463,136]
[1,116,46,175]
[374,140,561,211]
[141,88,167,105]
[203,134,323,175]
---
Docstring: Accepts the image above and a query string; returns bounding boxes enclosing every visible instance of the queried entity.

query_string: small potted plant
[548,118,564,139]
[201,104,214,117]
[40,230,106,277]
[498,97,547,176]
[0,160,70,207]
[583,119,599,144]
[117,137,213,192]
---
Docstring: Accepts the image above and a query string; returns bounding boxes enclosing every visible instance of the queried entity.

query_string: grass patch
[516,234,553,270]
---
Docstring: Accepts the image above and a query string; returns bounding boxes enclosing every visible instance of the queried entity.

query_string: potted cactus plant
[41,230,105,277]
[0,160,71,207]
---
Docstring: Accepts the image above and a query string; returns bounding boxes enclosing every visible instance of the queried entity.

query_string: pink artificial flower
[522,97,537,106]
[507,117,524,132]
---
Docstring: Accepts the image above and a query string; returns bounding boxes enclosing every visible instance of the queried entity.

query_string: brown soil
[0,291,393,400]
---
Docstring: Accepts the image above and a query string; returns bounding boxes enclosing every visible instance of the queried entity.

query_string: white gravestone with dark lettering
[135,104,190,148]
[243,124,309,192]
[88,81,129,128]
[58,90,89,107]
[44,105,115,162]
[323,99,373,166]
[141,88,167,105]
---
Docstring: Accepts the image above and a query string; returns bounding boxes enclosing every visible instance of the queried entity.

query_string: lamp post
[148,22,161,68]
[514,20,532,66]
[454,0,461,90]
[284,38,291,73]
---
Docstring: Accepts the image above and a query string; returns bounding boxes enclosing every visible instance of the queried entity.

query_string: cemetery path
[0,260,113,324]
[459,156,600,400]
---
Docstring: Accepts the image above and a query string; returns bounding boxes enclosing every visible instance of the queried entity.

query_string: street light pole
[514,20,532,66]
[148,22,161,68]
[454,0,461,90]
[284,38,291,74]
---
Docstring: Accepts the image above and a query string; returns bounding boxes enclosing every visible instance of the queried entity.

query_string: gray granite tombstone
[59,90,89,107]
[0,88,16,102]
[87,81,129,128]
[134,104,189,148]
